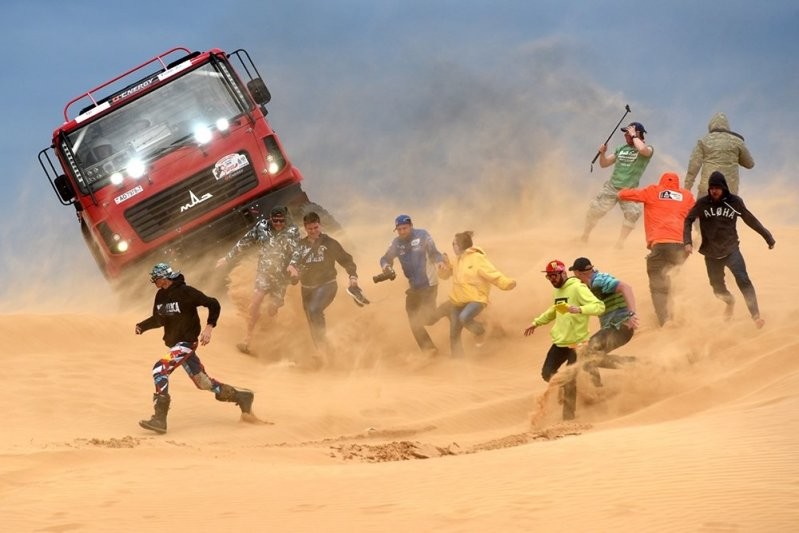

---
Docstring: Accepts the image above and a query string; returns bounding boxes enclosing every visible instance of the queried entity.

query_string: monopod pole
[590,104,631,172]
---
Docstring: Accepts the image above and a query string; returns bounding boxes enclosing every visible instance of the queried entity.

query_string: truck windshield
[66,62,244,193]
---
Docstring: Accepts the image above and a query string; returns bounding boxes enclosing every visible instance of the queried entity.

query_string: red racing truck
[39,46,334,282]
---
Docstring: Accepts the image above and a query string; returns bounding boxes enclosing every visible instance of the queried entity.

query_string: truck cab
[39,47,323,280]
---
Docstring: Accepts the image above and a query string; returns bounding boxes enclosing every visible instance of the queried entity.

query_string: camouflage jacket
[226,219,301,275]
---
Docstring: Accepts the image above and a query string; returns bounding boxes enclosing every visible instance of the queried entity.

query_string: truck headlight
[98,222,130,255]
[193,125,213,144]
[215,118,230,132]
[127,159,146,179]
[266,155,280,175]
[262,135,286,175]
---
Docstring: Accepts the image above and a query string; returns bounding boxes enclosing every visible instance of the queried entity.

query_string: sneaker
[346,286,370,306]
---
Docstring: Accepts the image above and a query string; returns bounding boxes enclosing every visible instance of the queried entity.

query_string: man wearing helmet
[136,263,255,434]
[523,260,605,420]
[581,122,654,248]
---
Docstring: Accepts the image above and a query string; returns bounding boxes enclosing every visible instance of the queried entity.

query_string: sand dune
[2,209,797,531]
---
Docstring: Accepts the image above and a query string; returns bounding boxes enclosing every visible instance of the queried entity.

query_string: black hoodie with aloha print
[683,172,775,259]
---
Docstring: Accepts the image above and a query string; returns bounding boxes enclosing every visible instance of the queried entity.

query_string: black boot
[139,393,170,433]
[215,384,255,414]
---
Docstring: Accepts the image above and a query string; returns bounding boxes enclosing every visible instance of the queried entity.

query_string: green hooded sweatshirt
[532,277,605,347]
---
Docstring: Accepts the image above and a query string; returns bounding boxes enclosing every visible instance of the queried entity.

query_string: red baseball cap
[542,260,566,273]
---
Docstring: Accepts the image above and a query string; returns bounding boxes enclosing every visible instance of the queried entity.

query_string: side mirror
[54,174,76,203]
[247,78,271,106]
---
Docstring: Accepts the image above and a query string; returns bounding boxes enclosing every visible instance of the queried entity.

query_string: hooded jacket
[532,277,605,347]
[440,246,515,305]
[683,172,775,258]
[136,274,221,347]
[618,172,695,248]
[684,112,754,195]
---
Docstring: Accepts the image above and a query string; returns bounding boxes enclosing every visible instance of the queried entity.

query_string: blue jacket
[380,228,444,290]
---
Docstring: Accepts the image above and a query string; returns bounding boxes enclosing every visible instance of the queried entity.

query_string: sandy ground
[2,205,798,532]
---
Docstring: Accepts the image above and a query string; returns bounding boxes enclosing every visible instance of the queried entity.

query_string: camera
[372,266,396,284]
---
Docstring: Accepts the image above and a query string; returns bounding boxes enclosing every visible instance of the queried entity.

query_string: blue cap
[394,214,412,227]
[621,122,647,135]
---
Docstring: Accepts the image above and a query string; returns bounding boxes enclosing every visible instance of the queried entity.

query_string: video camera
[372,266,396,284]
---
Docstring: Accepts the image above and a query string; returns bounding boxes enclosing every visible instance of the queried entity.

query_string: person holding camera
[378,214,447,354]
[297,211,369,362]
[437,231,516,357]
[581,122,654,248]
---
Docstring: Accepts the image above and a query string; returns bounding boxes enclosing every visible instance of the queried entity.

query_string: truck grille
[125,153,259,242]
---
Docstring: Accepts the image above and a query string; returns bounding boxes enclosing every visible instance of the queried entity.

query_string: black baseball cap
[568,257,594,272]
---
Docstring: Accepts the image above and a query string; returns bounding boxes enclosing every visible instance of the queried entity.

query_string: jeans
[406,285,439,351]
[704,248,760,319]
[442,301,486,357]
[301,281,338,347]
[646,243,688,326]
[587,325,634,355]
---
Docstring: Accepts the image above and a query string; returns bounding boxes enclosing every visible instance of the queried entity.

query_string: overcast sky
[1,1,797,305]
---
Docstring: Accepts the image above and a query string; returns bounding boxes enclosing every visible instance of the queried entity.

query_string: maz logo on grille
[180,190,213,213]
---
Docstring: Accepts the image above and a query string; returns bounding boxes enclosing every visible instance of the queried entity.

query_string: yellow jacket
[442,247,515,305]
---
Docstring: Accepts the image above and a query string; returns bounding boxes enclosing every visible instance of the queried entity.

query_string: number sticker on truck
[114,185,144,205]
[213,153,250,181]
